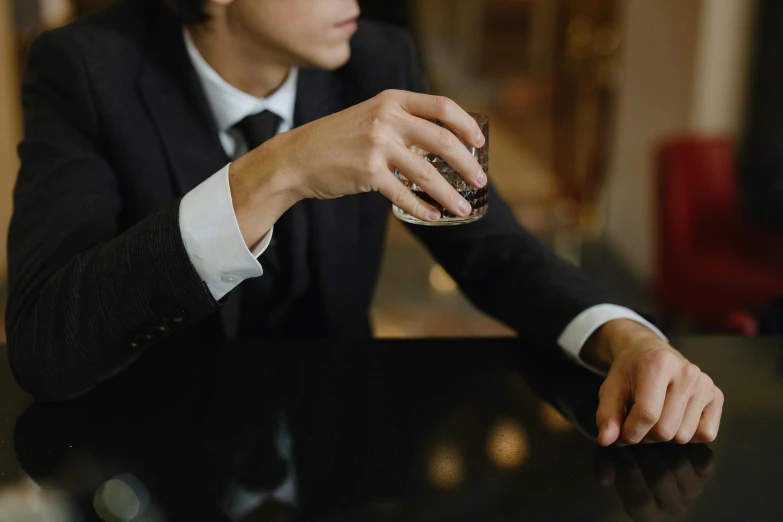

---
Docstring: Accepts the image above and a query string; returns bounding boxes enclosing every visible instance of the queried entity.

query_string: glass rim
[468,112,489,125]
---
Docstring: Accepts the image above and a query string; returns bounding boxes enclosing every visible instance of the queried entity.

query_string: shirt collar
[183,28,298,133]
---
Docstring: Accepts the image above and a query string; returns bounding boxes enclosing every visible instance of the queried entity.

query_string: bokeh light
[93,474,149,522]
[427,441,464,490]
[0,478,77,522]
[486,418,529,469]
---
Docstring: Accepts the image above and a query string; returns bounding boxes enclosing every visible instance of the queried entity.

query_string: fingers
[391,90,485,147]
[613,352,722,446]
[646,364,701,443]
[692,386,723,443]
[596,376,626,447]
[400,113,486,189]
[374,167,441,223]
[621,360,676,444]
[672,395,703,444]
[388,145,473,218]
[673,376,718,444]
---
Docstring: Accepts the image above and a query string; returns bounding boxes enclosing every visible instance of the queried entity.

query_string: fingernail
[476,169,487,186]
[458,199,471,216]
[476,131,485,147]
[428,209,441,221]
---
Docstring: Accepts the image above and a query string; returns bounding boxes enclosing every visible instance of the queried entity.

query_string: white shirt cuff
[179,163,274,301]
[557,304,668,376]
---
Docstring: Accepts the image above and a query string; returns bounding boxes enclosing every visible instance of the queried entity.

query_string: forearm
[461,241,605,340]
[6,202,218,400]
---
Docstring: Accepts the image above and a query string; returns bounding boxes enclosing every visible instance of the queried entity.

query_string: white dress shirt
[177,29,666,372]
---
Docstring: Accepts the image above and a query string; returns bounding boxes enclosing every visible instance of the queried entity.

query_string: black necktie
[234,110,281,152]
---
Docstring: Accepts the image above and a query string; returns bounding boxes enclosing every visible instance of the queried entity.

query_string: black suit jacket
[6,0,609,400]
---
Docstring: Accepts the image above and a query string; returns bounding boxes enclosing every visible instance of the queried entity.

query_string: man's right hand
[229,90,487,248]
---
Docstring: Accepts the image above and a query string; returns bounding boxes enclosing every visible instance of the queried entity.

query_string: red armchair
[655,136,783,333]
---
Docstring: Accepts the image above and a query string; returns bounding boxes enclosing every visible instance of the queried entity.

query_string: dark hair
[164,0,209,25]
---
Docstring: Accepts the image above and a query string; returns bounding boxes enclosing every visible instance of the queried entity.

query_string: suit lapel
[137,4,228,196]
[294,70,363,334]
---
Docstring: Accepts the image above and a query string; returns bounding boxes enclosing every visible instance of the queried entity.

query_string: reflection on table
[1,336,782,521]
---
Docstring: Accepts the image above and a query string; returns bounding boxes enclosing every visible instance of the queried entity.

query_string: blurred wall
[1,0,20,293]
[604,0,756,281]
[691,0,756,134]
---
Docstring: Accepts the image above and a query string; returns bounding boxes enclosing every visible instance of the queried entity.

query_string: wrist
[229,139,302,248]
[582,318,660,369]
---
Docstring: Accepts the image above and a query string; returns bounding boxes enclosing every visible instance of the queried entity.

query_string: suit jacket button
[155,317,172,332]
[170,309,188,323]
[129,334,145,349]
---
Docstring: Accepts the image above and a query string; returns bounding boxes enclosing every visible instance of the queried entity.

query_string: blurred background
[1,0,782,341]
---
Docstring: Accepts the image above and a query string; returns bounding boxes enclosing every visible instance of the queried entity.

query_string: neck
[187,25,290,99]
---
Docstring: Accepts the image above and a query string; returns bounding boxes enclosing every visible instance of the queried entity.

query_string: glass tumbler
[392,113,489,226]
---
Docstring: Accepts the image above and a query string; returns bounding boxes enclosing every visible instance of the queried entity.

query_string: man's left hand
[582,319,724,447]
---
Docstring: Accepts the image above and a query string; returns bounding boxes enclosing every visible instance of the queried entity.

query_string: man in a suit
[6,0,723,446]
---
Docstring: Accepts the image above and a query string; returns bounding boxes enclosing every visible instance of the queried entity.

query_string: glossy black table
[0,336,782,521]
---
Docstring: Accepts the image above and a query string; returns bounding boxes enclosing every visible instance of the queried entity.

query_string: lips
[335,13,360,30]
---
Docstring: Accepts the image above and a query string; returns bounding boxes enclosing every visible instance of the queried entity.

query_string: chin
[304,44,352,71]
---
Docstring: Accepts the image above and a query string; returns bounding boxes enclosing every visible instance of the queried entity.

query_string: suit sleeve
[399,33,612,344]
[5,30,220,400]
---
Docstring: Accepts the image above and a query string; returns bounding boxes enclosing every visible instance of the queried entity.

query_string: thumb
[596,377,626,447]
